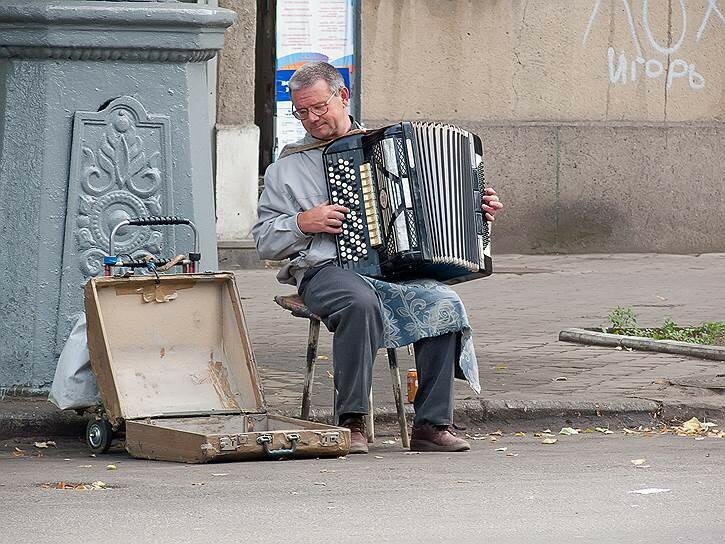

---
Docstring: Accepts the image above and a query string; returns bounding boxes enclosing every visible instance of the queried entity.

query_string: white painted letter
[666,59,689,88]
[645,59,664,78]
[689,65,706,89]
[642,0,688,55]
[696,0,725,41]
[608,47,628,84]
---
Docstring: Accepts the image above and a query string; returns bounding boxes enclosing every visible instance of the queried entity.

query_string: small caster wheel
[86,418,113,454]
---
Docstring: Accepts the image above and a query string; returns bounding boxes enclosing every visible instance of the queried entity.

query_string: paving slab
[2,253,724,439]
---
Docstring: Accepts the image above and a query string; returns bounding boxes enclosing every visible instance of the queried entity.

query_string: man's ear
[340,86,350,105]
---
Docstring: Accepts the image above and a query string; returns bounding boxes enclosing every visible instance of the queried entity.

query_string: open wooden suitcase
[84,272,350,463]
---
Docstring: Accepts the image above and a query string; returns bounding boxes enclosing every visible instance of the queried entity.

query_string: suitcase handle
[256,433,299,459]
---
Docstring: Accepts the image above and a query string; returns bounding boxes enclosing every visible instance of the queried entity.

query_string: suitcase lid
[84,273,266,423]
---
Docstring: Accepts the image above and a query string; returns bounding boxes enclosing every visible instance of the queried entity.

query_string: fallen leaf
[374,455,384,459]
[77,465,92,468]
[465,434,487,441]
[313,482,327,486]
[457,480,471,484]
[553,376,568,382]
[490,430,503,436]
[211,473,228,477]
[559,427,579,436]
[506,453,519,457]
[595,427,614,434]
[541,438,558,445]
[489,437,498,442]
[623,428,640,435]
[495,447,508,452]
[326,370,334,379]
[382,440,396,445]
[514,432,526,437]
[317,355,329,361]
[34,442,49,449]
[630,458,647,466]
[494,364,507,371]
[106,464,117,471]
[629,488,671,495]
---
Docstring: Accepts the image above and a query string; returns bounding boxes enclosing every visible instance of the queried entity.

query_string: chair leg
[366,388,375,443]
[333,387,337,426]
[387,348,410,448]
[301,319,320,421]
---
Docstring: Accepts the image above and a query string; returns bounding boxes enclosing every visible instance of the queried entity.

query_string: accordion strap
[279,128,368,159]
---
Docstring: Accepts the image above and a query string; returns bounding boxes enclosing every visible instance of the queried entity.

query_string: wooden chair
[273,294,410,447]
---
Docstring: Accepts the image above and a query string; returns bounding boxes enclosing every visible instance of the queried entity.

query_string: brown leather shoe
[341,416,368,454]
[410,422,471,452]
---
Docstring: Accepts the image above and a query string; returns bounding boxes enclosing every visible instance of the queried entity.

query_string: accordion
[322,122,492,284]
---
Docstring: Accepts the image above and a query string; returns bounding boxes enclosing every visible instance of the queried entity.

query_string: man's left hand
[482,187,504,221]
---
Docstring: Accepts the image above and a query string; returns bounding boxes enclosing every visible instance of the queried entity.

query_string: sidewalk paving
[2,253,724,439]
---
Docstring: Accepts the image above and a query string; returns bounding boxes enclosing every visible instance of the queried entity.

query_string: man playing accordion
[253,62,503,454]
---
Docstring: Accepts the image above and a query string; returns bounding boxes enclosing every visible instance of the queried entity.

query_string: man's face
[291,79,350,140]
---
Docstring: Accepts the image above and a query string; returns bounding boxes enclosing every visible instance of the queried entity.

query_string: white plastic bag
[48,314,101,410]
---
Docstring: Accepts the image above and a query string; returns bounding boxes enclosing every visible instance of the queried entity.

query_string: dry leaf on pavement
[541,438,558,445]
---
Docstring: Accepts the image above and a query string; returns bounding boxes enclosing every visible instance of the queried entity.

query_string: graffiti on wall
[582,0,724,90]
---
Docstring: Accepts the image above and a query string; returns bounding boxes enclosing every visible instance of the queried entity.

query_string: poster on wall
[275,0,356,160]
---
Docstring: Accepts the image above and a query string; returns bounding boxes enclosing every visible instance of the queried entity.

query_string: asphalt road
[1,427,723,543]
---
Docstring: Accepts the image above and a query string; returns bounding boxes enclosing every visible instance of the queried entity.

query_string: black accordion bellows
[323,121,492,284]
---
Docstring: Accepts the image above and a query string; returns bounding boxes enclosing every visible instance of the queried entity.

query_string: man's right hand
[297,202,350,234]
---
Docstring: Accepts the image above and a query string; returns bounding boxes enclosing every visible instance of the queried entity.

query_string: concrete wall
[361,0,725,253]
[215,0,259,243]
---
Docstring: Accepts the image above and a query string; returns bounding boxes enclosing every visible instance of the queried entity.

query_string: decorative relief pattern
[0,46,216,63]
[68,97,173,277]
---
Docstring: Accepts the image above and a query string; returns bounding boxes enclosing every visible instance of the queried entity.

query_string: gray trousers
[300,266,458,426]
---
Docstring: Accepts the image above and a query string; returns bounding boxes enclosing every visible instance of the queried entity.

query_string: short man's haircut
[288,62,345,94]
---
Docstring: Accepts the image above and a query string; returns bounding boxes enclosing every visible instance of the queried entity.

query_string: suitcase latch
[320,432,341,446]
[219,434,249,451]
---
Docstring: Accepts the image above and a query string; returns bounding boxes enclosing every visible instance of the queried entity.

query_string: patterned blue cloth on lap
[362,276,481,394]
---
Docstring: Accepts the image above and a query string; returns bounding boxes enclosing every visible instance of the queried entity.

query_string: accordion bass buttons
[359,163,383,247]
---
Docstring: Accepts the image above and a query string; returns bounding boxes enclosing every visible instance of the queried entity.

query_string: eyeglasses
[291,91,338,120]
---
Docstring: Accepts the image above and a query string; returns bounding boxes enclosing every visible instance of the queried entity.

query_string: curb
[276,398,663,430]
[4,397,719,440]
[559,328,725,361]
[0,400,87,441]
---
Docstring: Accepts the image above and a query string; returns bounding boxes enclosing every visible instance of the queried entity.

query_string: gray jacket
[252,132,341,286]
